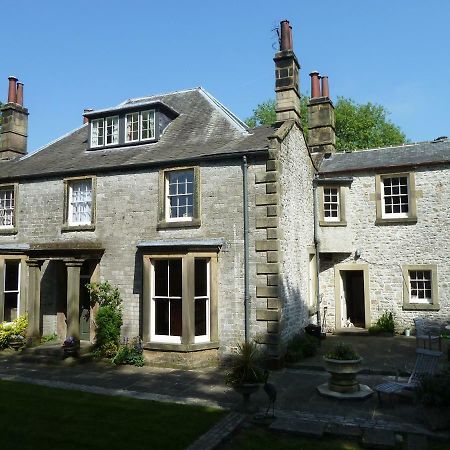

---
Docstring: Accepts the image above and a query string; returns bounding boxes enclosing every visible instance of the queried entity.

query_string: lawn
[0,380,225,450]
[219,425,450,450]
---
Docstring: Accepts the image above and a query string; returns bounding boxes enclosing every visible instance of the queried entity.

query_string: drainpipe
[242,156,250,343]
[312,176,322,330]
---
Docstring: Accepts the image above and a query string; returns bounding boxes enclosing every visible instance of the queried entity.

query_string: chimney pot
[321,75,330,98]
[7,76,18,104]
[310,71,321,98]
[16,82,24,106]
[280,20,292,51]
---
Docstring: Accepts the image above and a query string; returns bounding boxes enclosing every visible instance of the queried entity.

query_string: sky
[2,0,450,152]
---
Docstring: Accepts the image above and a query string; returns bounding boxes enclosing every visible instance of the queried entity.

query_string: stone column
[65,260,84,340]
[182,254,195,345]
[26,259,43,341]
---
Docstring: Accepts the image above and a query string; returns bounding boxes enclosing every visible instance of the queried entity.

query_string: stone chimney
[307,72,336,154]
[274,20,301,124]
[0,76,29,159]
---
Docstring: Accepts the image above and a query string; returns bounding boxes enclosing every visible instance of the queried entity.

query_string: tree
[245,96,406,151]
[0,102,3,128]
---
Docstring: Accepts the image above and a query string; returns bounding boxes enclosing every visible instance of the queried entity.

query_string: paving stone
[362,429,396,448]
[270,418,324,437]
[406,434,428,450]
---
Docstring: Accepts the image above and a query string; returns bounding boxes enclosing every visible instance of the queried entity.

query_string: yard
[0,380,225,450]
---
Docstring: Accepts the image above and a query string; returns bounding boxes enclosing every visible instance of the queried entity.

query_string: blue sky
[2,0,449,152]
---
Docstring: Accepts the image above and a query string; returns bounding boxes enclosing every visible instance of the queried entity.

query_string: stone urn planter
[62,336,80,358]
[323,356,362,393]
[317,343,373,399]
[9,335,25,351]
[233,383,260,412]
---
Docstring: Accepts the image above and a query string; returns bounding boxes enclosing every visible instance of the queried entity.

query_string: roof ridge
[21,123,88,160]
[119,87,201,106]
[343,139,448,154]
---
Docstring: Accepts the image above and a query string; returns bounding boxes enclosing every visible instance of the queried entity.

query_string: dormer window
[141,110,155,141]
[125,110,155,143]
[91,116,119,147]
[125,112,139,142]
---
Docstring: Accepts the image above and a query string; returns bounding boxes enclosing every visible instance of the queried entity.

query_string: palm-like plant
[225,341,265,385]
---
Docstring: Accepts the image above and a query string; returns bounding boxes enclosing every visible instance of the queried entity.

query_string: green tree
[0,102,3,128]
[245,96,406,151]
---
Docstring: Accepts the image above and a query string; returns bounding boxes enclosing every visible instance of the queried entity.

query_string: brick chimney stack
[307,72,336,155]
[274,20,301,124]
[1,76,29,159]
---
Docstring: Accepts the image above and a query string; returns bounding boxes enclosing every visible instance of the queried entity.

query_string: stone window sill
[319,221,347,227]
[157,219,201,230]
[62,224,96,232]
[375,217,417,226]
[0,227,18,235]
[144,341,219,352]
[403,303,439,312]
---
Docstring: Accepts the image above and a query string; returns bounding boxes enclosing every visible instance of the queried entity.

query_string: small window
[382,176,409,218]
[402,265,438,311]
[375,173,417,224]
[105,116,119,145]
[4,261,20,322]
[0,187,15,228]
[141,110,155,141]
[91,119,104,147]
[323,187,340,222]
[125,112,139,142]
[166,169,194,221]
[64,177,95,229]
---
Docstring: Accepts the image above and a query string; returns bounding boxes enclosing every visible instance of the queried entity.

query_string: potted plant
[225,341,265,411]
[62,336,80,357]
[9,334,25,351]
[323,343,362,393]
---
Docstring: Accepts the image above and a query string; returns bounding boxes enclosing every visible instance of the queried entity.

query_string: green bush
[225,341,265,386]
[41,333,58,344]
[285,333,320,362]
[370,311,395,334]
[87,281,123,358]
[112,337,144,367]
[325,343,359,360]
[0,314,28,350]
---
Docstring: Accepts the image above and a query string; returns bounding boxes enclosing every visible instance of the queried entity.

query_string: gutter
[242,156,250,343]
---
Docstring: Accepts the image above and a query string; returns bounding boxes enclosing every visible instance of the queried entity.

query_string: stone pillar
[65,260,83,340]
[182,254,195,345]
[26,259,43,341]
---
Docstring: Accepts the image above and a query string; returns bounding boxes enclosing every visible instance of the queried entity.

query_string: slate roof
[319,139,450,174]
[0,88,274,181]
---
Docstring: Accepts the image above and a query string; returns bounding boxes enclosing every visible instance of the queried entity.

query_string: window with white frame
[194,259,210,343]
[68,179,93,226]
[151,259,183,343]
[0,187,15,228]
[409,270,432,304]
[91,119,104,147]
[141,110,155,141]
[125,112,139,142]
[323,187,340,222]
[4,261,20,322]
[166,169,194,221]
[381,176,409,218]
[105,116,119,145]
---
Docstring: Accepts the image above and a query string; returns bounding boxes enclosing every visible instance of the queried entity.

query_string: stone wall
[318,165,450,332]
[0,159,269,353]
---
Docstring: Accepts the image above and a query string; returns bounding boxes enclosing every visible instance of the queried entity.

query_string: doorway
[335,264,370,330]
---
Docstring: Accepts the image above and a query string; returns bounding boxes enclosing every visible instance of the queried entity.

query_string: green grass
[0,380,225,450]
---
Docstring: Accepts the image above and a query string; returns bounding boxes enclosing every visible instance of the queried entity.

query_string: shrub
[369,311,395,334]
[113,337,144,367]
[225,341,265,386]
[87,281,123,358]
[0,315,28,350]
[41,333,58,344]
[325,343,359,360]
[285,333,319,362]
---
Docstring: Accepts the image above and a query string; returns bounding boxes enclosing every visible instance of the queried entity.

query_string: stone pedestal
[65,260,83,340]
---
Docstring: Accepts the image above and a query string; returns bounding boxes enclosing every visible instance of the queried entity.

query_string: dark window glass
[154,260,168,296]
[169,259,182,297]
[5,261,19,291]
[170,298,182,336]
[195,259,207,297]
[155,299,169,335]
[195,298,207,336]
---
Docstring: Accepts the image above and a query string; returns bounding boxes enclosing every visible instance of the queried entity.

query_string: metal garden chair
[414,318,442,351]
[375,348,442,403]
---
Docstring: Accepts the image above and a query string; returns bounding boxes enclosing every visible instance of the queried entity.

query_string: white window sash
[323,187,340,222]
[165,170,194,222]
[194,260,210,344]
[68,180,92,226]
[140,110,155,141]
[4,261,21,317]
[91,119,104,147]
[105,116,119,146]
[409,271,432,304]
[0,189,14,228]
[381,176,410,219]
[125,112,140,143]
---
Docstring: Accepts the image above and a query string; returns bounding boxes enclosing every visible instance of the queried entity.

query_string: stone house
[0,20,448,367]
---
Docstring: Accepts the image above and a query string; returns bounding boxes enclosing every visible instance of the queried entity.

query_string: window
[141,110,155,141]
[91,119,104,147]
[0,187,15,228]
[166,170,194,221]
[148,255,213,347]
[318,185,346,226]
[4,261,20,322]
[158,167,200,228]
[402,265,438,311]
[375,173,417,224]
[125,112,139,142]
[91,117,118,147]
[64,177,96,229]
